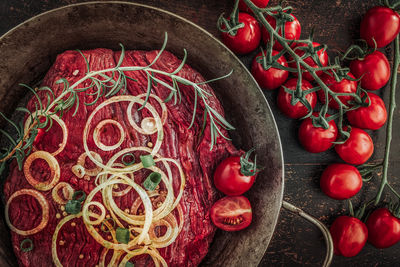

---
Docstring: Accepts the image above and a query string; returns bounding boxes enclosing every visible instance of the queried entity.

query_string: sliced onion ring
[93,119,125,151]
[71,164,85,178]
[82,202,106,225]
[52,182,74,205]
[24,151,60,191]
[5,189,49,235]
[77,151,103,177]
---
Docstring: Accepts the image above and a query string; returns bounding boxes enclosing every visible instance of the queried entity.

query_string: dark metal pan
[0,2,332,266]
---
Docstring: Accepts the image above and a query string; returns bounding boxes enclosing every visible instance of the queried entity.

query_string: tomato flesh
[210,196,252,231]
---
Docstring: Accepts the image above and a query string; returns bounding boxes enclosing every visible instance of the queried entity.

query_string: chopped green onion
[100,218,116,233]
[20,238,33,252]
[125,263,134,267]
[72,190,86,203]
[143,172,161,191]
[116,227,130,244]
[65,200,81,214]
[140,154,155,168]
[121,153,135,166]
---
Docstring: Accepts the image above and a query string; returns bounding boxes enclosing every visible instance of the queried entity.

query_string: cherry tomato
[277,78,317,119]
[347,92,387,130]
[210,196,252,231]
[350,51,390,90]
[214,156,256,196]
[289,42,329,81]
[251,50,289,90]
[335,127,374,165]
[318,72,358,110]
[366,208,400,249]
[360,6,400,48]
[298,114,338,153]
[221,13,261,55]
[330,216,368,257]
[320,164,362,200]
[261,12,301,50]
[238,0,269,13]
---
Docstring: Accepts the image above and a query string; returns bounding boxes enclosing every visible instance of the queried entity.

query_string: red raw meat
[3,48,238,266]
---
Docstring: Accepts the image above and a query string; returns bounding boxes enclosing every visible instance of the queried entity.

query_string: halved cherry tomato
[335,127,374,165]
[360,6,400,48]
[261,12,301,50]
[238,0,269,13]
[277,78,317,119]
[366,208,400,249]
[289,42,329,81]
[330,216,368,257]
[347,92,387,130]
[210,196,252,231]
[318,72,358,110]
[350,51,390,91]
[320,164,362,200]
[251,50,289,90]
[214,156,256,196]
[298,114,338,153]
[221,13,261,55]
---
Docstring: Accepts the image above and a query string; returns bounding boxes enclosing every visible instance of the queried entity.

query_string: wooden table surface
[1,0,399,266]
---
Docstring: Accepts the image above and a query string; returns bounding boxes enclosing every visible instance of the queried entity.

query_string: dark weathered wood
[1,0,399,266]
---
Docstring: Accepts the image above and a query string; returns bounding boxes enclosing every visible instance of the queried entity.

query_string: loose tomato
[320,164,362,200]
[366,208,400,249]
[335,127,374,165]
[289,42,329,81]
[318,72,358,110]
[210,196,252,231]
[261,12,301,50]
[330,216,368,257]
[350,51,390,90]
[298,114,338,153]
[347,92,387,130]
[238,0,269,13]
[277,78,317,119]
[221,13,261,55]
[360,6,400,48]
[214,155,256,196]
[251,50,289,90]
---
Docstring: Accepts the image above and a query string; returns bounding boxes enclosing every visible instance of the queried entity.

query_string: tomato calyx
[255,46,288,71]
[239,148,261,176]
[217,1,244,36]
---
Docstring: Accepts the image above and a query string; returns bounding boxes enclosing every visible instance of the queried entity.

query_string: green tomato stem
[374,35,400,205]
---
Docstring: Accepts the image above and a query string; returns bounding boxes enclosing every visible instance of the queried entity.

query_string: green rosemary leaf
[76,49,90,74]
[0,112,22,137]
[0,160,6,177]
[171,49,188,75]
[126,76,138,82]
[139,72,153,111]
[146,32,168,68]
[0,129,17,146]
[207,106,235,130]
[20,84,43,111]
[197,69,234,85]
[117,43,126,68]
[163,90,175,103]
[72,92,80,117]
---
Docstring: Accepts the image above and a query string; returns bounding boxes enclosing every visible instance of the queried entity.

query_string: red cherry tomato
[330,216,368,257]
[298,114,338,153]
[360,6,400,48]
[366,208,400,249]
[289,42,329,81]
[238,0,269,13]
[214,156,256,196]
[350,51,390,90]
[210,196,252,231]
[320,164,362,200]
[251,50,289,90]
[221,13,261,55]
[277,78,317,119]
[261,12,301,50]
[347,92,387,130]
[335,127,374,165]
[318,72,358,110]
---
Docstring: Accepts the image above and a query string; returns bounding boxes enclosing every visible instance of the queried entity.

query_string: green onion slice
[140,154,155,168]
[121,153,135,166]
[20,238,33,252]
[72,190,86,203]
[100,218,116,233]
[125,262,134,267]
[65,200,81,214]
[143,172,161,191]
[116,227,130,244]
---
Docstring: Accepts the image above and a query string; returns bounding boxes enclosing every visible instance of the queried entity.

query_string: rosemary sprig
[0,32,234,173]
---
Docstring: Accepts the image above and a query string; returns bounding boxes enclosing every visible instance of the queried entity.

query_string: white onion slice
[93,119,125,151]
[52,182,74,204]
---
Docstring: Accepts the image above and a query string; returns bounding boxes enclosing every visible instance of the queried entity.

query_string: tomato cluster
[218,0,400,259]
